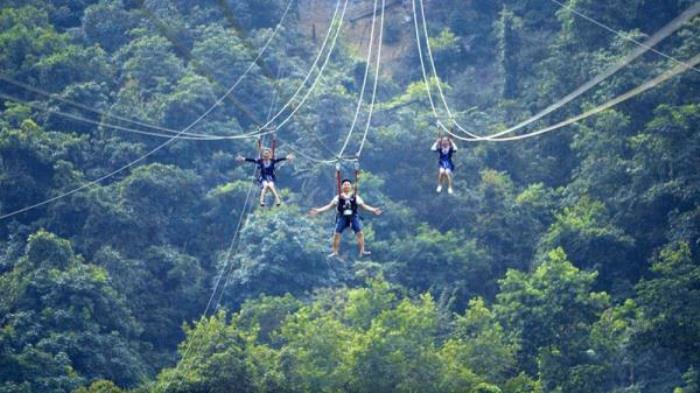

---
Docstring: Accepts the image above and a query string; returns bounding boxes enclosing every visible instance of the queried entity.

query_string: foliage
[0,0,698,391]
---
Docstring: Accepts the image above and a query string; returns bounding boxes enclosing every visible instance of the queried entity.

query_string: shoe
[360,250,372,257]
[260,202,265,207]
[436,185,442,193]
[275,201,282,206]
[448,187,454,194]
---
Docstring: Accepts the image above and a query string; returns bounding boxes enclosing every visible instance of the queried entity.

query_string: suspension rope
[0,0,344,221]
[0,0,296,140]
[159,37,290,391]
[482,52,700,141]
[259,0,349,131]
[413,0,700,141]
[410,0,457,139]
[0,92,229,140]
[355,0,385,157]
[159,166,257,393]
[337,0,379,156]
[274,0,380,165]
[548,0,700,74]
[415,0,483,139]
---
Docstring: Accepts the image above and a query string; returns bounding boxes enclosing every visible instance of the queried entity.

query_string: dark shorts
[335,214,362,234]
[439,159,454,172]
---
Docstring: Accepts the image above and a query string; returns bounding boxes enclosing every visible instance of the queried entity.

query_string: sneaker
[360,250,372,257]
[448,187,454,194]
[436,185,442,193]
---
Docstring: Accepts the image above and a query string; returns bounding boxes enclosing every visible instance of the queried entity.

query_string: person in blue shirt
[309,178,382,257]
[431,136,457,194]
[236,147,294,206]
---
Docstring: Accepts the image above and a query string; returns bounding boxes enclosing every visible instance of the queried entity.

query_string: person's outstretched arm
[357,196,382,215]
[273,153,295,163]
[431,139,440,151]
[450,138,458,151]
[236,155,258,163]
[309,196,338,216]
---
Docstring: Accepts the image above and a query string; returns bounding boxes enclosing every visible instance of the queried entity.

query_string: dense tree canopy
[0,0,698,392]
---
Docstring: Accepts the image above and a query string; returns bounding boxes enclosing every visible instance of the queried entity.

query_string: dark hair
[341,178,353,185]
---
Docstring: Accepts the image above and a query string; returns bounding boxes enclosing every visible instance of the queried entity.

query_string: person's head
[262,148,272,160]
[440,136,450,148]
[341,179,354,194]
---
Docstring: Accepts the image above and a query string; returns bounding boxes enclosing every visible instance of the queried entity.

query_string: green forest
[0,0,698,392]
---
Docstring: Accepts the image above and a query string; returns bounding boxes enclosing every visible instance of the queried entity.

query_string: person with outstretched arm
[236,147,294,206]
[309,178,382,257]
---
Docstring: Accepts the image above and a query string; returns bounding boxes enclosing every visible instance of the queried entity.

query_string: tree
[494,247,610,389]
[634,241,700,388]
[224,207,336,306]
[0,230,145,391]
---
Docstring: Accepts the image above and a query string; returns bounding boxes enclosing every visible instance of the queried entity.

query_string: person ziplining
[431,135,458,194]
[309,164,382,258]
[236,134,294,206]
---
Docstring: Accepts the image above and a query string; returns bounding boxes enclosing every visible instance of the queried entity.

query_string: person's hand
[373,208,383,216]
[235,155,245,162]
[287,153,295,161]
[309,208,320,217]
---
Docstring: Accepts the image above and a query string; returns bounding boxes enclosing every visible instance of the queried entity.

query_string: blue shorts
[335,214,362,234]
[439,159,454,172]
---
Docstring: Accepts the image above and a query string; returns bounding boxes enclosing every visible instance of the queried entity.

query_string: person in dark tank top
[309,178,382,257]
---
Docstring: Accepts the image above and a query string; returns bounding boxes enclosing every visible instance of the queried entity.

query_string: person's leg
[332,233,341,256]
[259,182,268,206]
[268,182,282,205]
[446,169,454,194]
[331,217,348,257]
[437,168,445,192]
[352,216,369,256]
[356,231,366,255]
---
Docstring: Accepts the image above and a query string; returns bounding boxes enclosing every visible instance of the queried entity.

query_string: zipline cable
[0,4,345,146]
[356,0,386,157]
[0,0,344,143]
[411,0,471,139]
[415,0,483,139]
[548,0,700,74]
[160,49,287,393]
[158,167,257,393]
[260,0,350,132]
[479,52,700,141]
[337,0,380,157]
[0,0,296,140]
[0,92,226,140]
[0,0,345,221]
[413,0,700,141]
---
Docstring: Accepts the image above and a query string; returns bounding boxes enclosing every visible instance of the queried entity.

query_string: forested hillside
[1,0,698,392]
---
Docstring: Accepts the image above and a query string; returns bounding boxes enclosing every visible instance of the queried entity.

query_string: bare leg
[268,183,282,205]
[331,233,341,256]
[436,170,444,192]
[357,231,370,256]
[447,171,454,193]
[259,186,267,206]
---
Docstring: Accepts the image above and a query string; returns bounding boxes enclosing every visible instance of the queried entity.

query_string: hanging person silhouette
[431,135,457,194]
[236,135,294,206]
[309,164,382,258]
